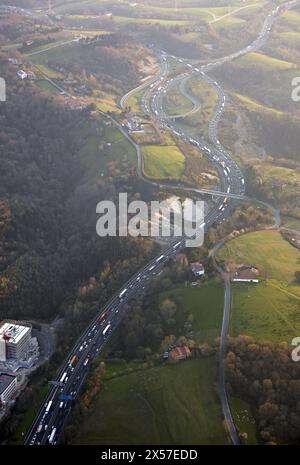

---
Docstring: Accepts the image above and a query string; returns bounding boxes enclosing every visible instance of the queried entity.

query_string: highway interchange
[24,0,298,445]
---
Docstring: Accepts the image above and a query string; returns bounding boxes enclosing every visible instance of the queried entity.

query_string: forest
[225,335,300,444]
[0,62,156,322]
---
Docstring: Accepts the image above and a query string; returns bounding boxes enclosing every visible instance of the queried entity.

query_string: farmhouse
[169,346,191,362]
[126,117,144,132]
[232,265,259,283]
[190,262,205,277]
[17,70,28,80]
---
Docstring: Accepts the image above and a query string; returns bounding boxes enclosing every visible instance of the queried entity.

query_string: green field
[126,89,145,113]
[217,230,300,342]
[64,13,193,27]
[80,125,136,178]
[235,3,267,19]
[213,15,246,29]
[164,82,195,116]
[36,79,60,95]
[140,5,230,19]
[237,52,296,70]
[230,397,257,445]
[96,101,120,113]
[232,92,284,116]
[178,77,219,136]
[33,63,64,79]
[230,280,300,342]
[142,145,185,180]
[30,42,79,65]
[217,230,300,283]
[160,283,224,344]
[111,16,192,26]
[254,164,300,200]
[282,10,300,25]
[74,358,229,445]
[278,31,300,45]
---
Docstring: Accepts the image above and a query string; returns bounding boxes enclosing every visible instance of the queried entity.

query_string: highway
[24,0,298,446]
[120,55,170,111]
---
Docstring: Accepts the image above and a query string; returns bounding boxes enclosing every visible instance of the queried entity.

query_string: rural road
[209,241,239,445]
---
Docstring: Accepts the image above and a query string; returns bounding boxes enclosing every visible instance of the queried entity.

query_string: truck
[83,356,90,366]
[189,138,199,147]
[59,372,67,383]
[69,355,77,367]
[203,146,211,154]
[59,393,74,402]
[48,427,56,445]
[119,289,127,299]
[102,323,111,337]
[45,400,53,414]
[156,254,164,263]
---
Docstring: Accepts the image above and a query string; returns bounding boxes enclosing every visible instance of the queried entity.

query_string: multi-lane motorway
[24,0,299,445]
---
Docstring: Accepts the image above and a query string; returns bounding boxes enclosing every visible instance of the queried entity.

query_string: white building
[0,373,17,405]
[17,70,28,80]
[0,322,31,362]
[190,262,205,277]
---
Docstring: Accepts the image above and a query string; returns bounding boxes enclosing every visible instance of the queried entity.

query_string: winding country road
[209,198,281,444]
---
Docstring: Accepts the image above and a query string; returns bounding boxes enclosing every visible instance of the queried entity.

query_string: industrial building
[0,373,17,405]
[0,322,32,362]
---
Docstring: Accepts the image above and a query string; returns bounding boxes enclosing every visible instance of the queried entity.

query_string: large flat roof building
[0,373,17,404]
[0,322,31,362]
